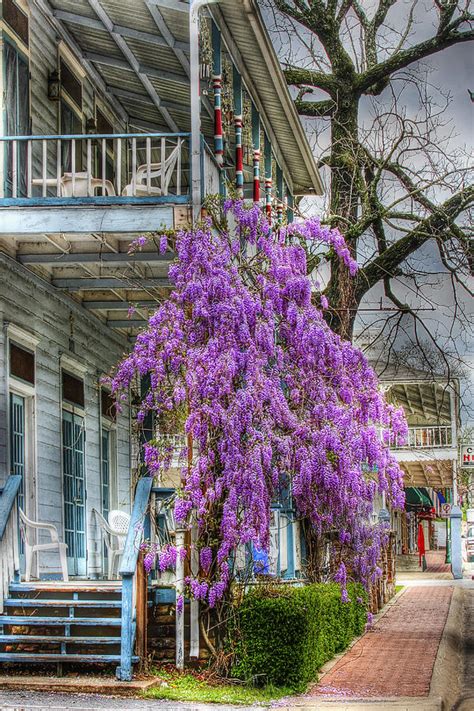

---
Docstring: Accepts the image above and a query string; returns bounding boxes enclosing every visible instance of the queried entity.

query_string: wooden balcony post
[212,21,224,166]
[233,67,244,198]
[251,103,260,204]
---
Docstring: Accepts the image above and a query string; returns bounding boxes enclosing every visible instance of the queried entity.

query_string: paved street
[455,586,474,710]
[0,691,256,711]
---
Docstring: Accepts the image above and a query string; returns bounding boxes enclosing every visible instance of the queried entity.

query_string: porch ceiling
[1,232,172,337]
[387,382,452,424]
[401,460,453,489]
[38,0,322,194]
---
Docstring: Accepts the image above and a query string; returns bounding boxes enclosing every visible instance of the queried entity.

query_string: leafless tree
[263,0,473,374]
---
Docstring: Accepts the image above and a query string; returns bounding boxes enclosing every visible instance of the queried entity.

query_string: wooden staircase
[0,580,138,670]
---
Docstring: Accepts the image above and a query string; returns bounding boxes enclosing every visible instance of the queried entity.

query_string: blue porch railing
[0,133,191,207]
[116,475,153,681]
[0,475,22,613]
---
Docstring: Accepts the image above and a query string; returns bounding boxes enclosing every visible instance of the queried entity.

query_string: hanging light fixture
[47,70,61,101]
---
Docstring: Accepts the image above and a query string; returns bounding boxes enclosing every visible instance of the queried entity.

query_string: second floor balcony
[391,425,454,450]
[1,132,191,206]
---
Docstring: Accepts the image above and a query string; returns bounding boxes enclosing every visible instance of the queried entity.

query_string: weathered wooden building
[0,0,322,678]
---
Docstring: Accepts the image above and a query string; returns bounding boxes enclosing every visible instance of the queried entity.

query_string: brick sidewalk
[425,549,451,574]
[311,585,453,699]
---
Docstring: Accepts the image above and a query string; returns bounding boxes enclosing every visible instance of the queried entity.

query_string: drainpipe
[189,0,220,222]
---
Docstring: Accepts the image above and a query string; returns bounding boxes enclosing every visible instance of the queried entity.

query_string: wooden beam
[85,0,181,131]
[52,278,171,289]
[144,0,213,120]
[82,300,158,310]
[83,52,189,86]
[108,87,189,114]
[53,9,189,52]
[18,252,174,265]
[147,0,190,13]
[0,205,175,234]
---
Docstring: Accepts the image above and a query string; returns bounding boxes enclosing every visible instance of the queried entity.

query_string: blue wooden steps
[0,654,139,663]
[0,615,123,626]
[0,581,130,669]
[4,598,122,608]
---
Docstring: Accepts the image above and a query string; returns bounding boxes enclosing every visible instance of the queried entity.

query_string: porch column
[276,165,284,223]
[286,191,294,223]
[450,505,463,578]
[233,67,244,198]
[251,104,260,204]
[264,133,272,223]
[175,526,185,670]
[211,21,224,166]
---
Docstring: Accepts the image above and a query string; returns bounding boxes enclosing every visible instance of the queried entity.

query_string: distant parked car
[466,525,474,562]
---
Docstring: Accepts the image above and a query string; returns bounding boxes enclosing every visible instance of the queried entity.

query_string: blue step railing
[116,476,153,681]
[0,475,22,613]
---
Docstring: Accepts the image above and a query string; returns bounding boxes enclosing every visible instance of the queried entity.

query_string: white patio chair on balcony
[92,508,124,580]
[121,143,181,196]
[19,509,69,582]
[32,171,116,197]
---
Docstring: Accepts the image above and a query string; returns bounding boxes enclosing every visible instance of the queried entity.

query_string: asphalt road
[0,691,259,711]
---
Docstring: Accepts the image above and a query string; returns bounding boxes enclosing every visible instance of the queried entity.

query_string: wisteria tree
[110,202,407,653]
[264,0,473,373]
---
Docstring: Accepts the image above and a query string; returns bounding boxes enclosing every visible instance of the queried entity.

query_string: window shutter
[10,342,35,384]
[62,370,85,407]
[4,0,29,47]
[101,388,117,422]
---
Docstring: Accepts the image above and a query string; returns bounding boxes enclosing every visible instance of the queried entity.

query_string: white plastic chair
[121,143,181,196]
[31,172,116,197]
[60,172,116,197]
[108,510,131,538]
[92,508,124,580]
[19,509,68,582]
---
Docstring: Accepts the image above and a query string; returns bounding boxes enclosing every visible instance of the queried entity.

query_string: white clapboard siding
[0,256,131,577]
[24,2,126,192]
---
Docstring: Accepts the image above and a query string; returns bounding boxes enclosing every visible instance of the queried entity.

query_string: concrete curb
[430,586,465,710]
[276,698,443,710]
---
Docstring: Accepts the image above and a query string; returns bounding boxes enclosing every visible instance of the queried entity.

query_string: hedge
[232,583,368,691]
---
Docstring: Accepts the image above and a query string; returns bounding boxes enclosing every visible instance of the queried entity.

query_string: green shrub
[233,582,367,691]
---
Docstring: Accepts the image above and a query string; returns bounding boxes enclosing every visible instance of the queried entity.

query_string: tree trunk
[325,96,362,340]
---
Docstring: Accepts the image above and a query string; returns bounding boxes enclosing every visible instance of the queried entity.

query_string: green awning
[405,487,433,508]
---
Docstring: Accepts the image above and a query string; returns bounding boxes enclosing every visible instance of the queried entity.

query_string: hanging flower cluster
[110,201,406,606]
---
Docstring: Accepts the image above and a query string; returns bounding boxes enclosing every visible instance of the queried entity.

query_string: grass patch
[143,669,292,705]
[395,585,405,594]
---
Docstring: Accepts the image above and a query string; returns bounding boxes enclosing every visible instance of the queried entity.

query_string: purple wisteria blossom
[111,200,406,606]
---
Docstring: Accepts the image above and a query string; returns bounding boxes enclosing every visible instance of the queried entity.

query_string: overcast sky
[263,0,474,423]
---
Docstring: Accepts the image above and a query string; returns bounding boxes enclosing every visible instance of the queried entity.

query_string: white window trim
[6,323,40,350]
[60,353,88,376]
[59,41,86,79]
